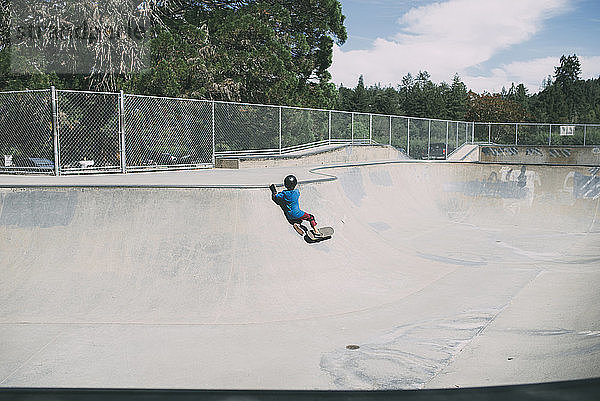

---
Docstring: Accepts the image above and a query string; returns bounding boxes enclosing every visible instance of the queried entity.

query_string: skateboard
[293,224,334,242]
[306,226,334,241]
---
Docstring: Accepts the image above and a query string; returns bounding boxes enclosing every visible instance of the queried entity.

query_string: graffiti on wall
[481,146,580,162]
[549,148,572,158]
[567,167,600,199]
[481,146,519,157]
[445,165,540,204]
[525,148,543,156]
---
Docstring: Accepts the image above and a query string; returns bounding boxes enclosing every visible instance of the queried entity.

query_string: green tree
[529,54,593,123]
[466,91,529,143]
[549,54,581,121]
[466,92,528,123]
[444,74,468,120]
[336,71,469,121]
[336,84,354,111]
[1,0,347,105]
[554,54,581,86]
[372,86,400,115]
[136,0,346,106]
[350,75,369,112]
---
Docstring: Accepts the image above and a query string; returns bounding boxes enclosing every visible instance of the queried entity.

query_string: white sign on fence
[560,125,575,136]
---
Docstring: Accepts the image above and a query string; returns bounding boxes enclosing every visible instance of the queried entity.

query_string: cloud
[580,56,600,79]
[465,57,559,93]
[330,0,575,92]
[467,55,600,93]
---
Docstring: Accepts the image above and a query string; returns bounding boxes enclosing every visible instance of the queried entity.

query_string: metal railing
[1,87,599,174]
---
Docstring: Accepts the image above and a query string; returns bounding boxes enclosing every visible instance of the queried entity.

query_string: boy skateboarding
[270,174,322,236]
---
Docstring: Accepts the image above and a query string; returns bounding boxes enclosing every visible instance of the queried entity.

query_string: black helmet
[284,174,297,190]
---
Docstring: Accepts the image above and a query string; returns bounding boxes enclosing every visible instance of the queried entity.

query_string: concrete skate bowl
[1,162,599,390]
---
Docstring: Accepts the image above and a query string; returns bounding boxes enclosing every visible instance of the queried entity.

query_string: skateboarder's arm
[269,184,282,204]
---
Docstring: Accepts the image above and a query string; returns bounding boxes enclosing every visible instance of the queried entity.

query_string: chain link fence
[281,108,330,149]
[125,95,213,170]
[391,116,409,152]
[472,122,600,147]
[1,87,600,175]
[331,111,352,142]
[215,102,279,155]
[57,90,121,173]
[0,90,54,174]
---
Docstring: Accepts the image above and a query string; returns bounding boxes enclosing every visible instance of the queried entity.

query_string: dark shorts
[288,212,317,228]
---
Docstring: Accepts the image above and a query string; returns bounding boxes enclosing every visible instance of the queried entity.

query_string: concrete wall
[447,144,479,161]
[480,145,600,165]
[215,144,407,168]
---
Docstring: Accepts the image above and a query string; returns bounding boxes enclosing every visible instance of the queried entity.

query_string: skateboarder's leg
[293,223,305,235]
[300,213,320,235]
[287,218,305,235]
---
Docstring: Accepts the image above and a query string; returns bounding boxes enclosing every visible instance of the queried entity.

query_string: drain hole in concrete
[346,344,360,350]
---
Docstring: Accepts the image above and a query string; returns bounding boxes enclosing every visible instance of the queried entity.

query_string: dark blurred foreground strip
[1,378,600,401]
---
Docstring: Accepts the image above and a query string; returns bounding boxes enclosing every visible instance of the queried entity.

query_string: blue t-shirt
[274,189,305,219]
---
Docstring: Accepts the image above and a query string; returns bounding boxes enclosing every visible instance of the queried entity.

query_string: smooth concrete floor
[1,161,599,389]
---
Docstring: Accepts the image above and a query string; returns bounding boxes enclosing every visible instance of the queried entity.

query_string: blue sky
[330,0,600,94]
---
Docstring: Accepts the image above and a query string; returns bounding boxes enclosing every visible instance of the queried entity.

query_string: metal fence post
[445,121,449,157]
[471,122,475,143]
[351,112,354,144]
[456,122,459,148]
[51,86,60,176]
[515,123,518,145]
[389,116,392,146]
[279,106,282,154]
[118,90,126,173]
[427,119,431,159]
[584,125,587,146]
[548,124,552,145]
[407,118,410,156]
[212,101,215,166]
[369,114,372,144]
[488,123,491,143]
[328,110,332,145]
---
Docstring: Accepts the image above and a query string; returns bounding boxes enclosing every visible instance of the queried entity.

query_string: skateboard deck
[306,226,334,241]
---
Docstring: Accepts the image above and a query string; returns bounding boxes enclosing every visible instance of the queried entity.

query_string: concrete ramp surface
[1,162,599,389]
